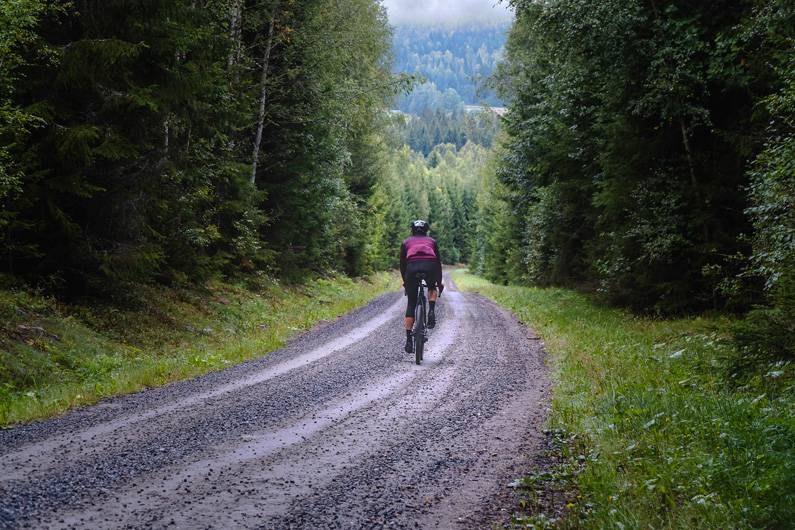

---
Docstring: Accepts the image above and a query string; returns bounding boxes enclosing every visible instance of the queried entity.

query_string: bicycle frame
[416,279,427,326]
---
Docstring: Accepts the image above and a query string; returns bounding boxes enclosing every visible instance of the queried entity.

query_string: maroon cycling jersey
[404,236,437,261]
[400,236,442,284]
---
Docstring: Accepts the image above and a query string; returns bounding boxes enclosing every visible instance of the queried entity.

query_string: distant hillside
[392,22,509,113]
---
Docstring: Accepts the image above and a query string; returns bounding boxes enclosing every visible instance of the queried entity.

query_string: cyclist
[400,219,443,353]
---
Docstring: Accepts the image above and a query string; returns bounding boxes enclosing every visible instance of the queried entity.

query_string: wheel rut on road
[0,275,550,529]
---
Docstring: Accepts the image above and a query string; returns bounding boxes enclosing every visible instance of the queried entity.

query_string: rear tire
[414,299,425,365]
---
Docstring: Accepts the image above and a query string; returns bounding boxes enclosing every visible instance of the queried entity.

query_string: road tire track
[0,275,549,529]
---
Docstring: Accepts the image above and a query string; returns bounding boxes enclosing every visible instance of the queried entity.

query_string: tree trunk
[228,0,243,68]
[251,7,279,185]
[164,116,170,152]
[679,118,697,188]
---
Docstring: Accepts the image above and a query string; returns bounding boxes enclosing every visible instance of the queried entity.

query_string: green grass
[0,272,396,426]
[453,270,795,529]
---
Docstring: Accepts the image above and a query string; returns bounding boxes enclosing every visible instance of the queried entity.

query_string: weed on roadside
[507,429,589,529]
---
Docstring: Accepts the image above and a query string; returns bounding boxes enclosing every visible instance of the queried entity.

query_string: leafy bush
[739,9,795,361]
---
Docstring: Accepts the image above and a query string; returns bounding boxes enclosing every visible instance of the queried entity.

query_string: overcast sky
[382,0,513,26]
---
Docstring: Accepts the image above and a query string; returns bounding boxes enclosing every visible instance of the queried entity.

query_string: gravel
[0,275,550,529]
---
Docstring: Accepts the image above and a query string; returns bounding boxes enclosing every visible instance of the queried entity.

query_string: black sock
[429,301,436,312]
[406,329,412,337]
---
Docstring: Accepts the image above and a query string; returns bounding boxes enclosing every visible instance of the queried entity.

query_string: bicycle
[412,272,429,365]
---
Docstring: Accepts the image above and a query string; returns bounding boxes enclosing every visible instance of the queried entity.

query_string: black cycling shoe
[428,311,436,329]
[404,334,413,353]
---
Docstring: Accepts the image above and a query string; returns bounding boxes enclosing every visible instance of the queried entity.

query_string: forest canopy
[0,0,400,296]
[473,0,794,314]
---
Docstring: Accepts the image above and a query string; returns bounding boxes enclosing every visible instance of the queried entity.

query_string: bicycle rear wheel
[414,294,425,365]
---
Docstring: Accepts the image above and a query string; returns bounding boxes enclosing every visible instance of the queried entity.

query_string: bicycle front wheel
[414,298,425,365]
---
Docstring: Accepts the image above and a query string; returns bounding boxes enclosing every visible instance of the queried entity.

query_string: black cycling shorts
[404,260,440,318]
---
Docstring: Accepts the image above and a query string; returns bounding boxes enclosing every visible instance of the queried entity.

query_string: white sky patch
[382,0,513,26]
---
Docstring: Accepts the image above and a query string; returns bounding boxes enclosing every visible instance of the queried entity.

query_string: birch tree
[250,3,279,185]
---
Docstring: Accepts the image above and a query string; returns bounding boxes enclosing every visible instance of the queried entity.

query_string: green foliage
[739,2,795,360]
[733,269,795,362]
[368,142,488,267]
[748,134,795,291]
[387,108,501,156]
[470,143,525,283]
[454,269,795,529]
[255,0,396,278]
[0,0,56,243]
[475,0,795,313]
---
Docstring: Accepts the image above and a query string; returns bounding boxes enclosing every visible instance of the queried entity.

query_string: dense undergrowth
[0,272,395,426]
[453,270,795,529]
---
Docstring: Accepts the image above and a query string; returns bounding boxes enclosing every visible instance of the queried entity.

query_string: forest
[473,0,795,360]
[0,0,495,302]
[2,1,795,527]
[387,108,500,155]
[1,0,401,298]
[2,0,793,357]
[392,22,508,111]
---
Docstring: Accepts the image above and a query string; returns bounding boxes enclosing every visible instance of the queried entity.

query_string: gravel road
[0,275,550,529]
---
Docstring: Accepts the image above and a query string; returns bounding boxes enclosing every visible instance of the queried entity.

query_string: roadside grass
[453,270,795,529]
[0,272,396,426]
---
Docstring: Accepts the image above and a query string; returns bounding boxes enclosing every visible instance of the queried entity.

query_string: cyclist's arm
[433,241,443,286]
[399,242,407,281]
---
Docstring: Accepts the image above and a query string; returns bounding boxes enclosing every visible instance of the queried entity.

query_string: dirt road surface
[0,276,549,529]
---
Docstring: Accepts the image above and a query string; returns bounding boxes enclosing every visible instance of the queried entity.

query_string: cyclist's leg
[427,288,437,328]
[404,263,420,351]
[405,266,419,328]
[427,262,441,327]
[430,259,442,300]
